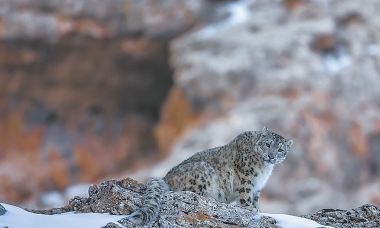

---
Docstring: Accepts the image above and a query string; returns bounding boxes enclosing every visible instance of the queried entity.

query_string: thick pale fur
[127,127,293,225]
[126,177,168,224]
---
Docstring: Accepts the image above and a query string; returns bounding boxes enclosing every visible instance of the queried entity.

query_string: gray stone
[103,222,122,228]
[0,203,6,215]
[302,204,380,228]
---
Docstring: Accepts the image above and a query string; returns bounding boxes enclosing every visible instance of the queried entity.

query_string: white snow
[254,212,332,228]
[323,46,351,75]
[195,0,252,38]
[223,1,251,26]
[367,44,380,56]
[39,183,91,209]
[40,191,66,209]
[0,203,125,228]
[64,183,91,200]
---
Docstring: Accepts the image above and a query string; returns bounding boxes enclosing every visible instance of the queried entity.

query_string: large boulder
[28,177,380,227]
[30,178,278,227]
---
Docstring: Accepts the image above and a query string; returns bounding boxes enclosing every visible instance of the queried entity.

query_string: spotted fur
[127,127,293,225]
[126,177,168,224]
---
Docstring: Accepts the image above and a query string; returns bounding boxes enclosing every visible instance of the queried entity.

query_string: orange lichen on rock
[349,122,368,157]
[154,86,203,156]
[0,112,44,158]
[0,112,46,203]
[181,212,217,225]
[280,88,300,102]
[283,0,305,10]
[48,149,70,190]
[311,36,335,53]
[371,194,380,208]
[74,144,108,183]
[300,109,328,160]
[0,175,27,204]
[55,15,110,38]
[374,119,380,132]
[123,177,139,186]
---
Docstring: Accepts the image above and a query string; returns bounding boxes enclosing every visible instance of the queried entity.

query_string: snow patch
[254,212,332,228]
[323,46,351,75]
[64,183,91,199]
[195,0,252,38]
[39,183,91,209]
[40,191,66,209]
[0,203,125,228]
[367,44,380,56]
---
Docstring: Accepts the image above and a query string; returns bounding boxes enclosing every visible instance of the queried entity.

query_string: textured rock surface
[29,178,279,227]
[303,204,380,228]
[28,178,146,215]
[27,177,380,228]
[0,203,6,215]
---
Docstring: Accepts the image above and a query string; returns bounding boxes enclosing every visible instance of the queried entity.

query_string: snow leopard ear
[262,126,270,135]
[286,139,293,148]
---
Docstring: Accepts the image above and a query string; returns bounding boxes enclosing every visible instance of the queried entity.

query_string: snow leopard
[126,126,293,225]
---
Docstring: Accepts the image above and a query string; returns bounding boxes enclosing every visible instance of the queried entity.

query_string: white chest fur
[252,164,274,192]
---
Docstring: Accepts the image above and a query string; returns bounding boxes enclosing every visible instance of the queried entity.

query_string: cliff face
[1,0,380,215]
[0,0,207,206]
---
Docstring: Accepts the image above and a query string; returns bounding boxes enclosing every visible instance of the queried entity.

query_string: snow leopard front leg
[236,182,259,213]
[251,190,260,212]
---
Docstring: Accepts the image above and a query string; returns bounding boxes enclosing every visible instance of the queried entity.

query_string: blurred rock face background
[0,0,379,215]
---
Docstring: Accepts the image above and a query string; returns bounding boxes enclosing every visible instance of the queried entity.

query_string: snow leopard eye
[278,149,283,152]
[266,143,270,148]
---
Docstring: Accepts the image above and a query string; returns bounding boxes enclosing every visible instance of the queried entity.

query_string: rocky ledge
[302,204,380,228]
[25,178,380,227]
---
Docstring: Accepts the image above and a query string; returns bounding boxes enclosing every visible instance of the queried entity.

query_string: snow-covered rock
[2,177,378,227]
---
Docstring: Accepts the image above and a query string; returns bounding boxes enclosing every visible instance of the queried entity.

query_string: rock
[0,0,207,40]
[27,204,73,215]
[0,203,6,215]
[302,204,380,228]
[28,177,380,227]
[29,178,283,227]
[103,222,122,228]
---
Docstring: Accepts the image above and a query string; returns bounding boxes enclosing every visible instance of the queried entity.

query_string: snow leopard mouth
[264,157,285,165]
[263,158,276,165]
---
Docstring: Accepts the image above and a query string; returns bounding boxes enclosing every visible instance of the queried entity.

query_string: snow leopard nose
[268,153,275,159]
